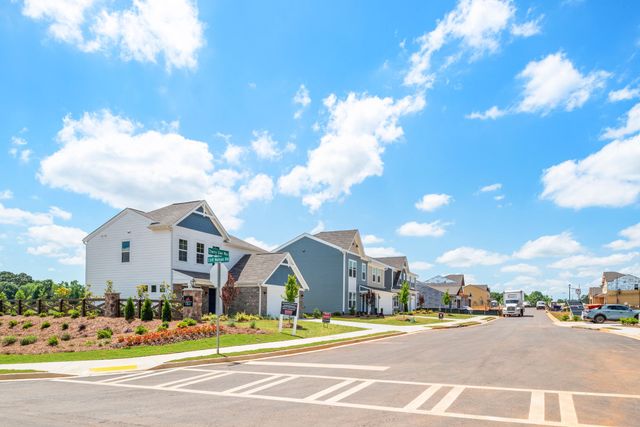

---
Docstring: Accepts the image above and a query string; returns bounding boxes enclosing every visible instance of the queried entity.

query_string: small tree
[124,297,135,321]
[221,272,238,314]
[161,298,172,322]
[84,283,93,299]
[141,298,153,321]
[442,290,451,308]
[283,274,300,303]
[15,289,26,300]
[53,286,70,299]
[136,284,148,299]
[399,281,410,312]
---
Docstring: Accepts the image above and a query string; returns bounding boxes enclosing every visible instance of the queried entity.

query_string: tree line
[0,271,86,300]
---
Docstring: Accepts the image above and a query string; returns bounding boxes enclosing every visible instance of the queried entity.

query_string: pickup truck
[584,304,640,323]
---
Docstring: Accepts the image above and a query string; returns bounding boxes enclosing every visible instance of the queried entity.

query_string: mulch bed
[0,315,263,355]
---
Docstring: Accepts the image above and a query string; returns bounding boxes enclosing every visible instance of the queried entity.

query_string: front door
[208,288,216,314]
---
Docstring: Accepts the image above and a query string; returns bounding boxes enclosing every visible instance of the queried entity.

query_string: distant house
[84,200,307,316]
[590,271,640,306]
[463,284,491,309]
[375,256,418,312]
[418,274,468,308]
[415,281,444,308]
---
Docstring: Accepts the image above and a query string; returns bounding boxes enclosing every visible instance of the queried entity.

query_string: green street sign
[208,246,220,255]
[208,255,229,264]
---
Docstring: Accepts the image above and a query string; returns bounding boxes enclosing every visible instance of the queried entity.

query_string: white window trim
[362,263,367,281]
[121,240,131,263]
[196,242,205,265]
[178,238,188,262]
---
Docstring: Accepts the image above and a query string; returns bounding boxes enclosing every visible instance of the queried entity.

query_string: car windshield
[505,300,519,304]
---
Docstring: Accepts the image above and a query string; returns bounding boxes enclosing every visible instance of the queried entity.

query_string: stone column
[104,292,121,318]
[182,288,203,321]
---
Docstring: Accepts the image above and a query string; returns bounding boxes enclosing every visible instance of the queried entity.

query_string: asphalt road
[1,309,639,427]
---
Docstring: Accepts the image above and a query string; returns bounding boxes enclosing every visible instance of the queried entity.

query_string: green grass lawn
[333,316,445,326]
[0,320,361,365]
[172,331,395,362]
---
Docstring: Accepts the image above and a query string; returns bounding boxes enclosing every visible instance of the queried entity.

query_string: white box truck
[502,290,525,317]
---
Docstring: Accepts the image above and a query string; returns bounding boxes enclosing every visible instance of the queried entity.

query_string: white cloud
[436,246,508,267]
[601,102,640,140]
[278,92,425,211]
[49,206,72,220]
[25,224,86,265]
[405,0,517,87]
[411,261,433,271]
[38,110,274,230]
[222,144,246,165]
[415,193,452,212]
[494,194,505,201]
[510,16,542,37]
[516,52,609,114]
[550,252,639,270]
[19,149,33,163]
[541,134,640,209]
[11,136,27,146]
[9,136,32,164]
[367,246,403,258]
[293,84,311,119]
[0,190,13,200]
[250,130,294,160]
[480,183,502,192]
[242,237,276,251]
[608,86,640,103]
[397,221,447,237]
[310,220,325,234]
[0,203,53,226]
[514,232,583,259]
[362,234,384,245]
[466,106,506,120]
[22,0,204,70]
[607,223,640,251]
[500,263,541,275]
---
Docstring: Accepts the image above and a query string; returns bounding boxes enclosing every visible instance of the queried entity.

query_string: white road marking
[171,372,233,389]
[157,371,225,389]
[559,392,578,426]
[241,375,297,395]
[98,370,154,384]
[430,386,465,414]
[404,385,442,411]
[222,375,282,394]
[325,380,374,403]
[243,361,389,371]
[108,368,178,384]
[304,379,355,401]
[529,390,546,423]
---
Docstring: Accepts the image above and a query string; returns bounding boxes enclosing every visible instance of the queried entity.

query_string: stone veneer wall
[229,286,267,316]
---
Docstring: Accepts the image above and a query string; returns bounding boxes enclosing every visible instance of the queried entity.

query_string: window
[178,239,188,262]
[196,242,204,264]
[362,263,367,281]
[121,241,130,263]
[151,285,157,293]
[348,260,357,278]
[159,284,166,293]
[348,291,356,309]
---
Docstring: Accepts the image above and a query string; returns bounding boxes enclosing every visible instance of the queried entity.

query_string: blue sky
[1,0,640,298]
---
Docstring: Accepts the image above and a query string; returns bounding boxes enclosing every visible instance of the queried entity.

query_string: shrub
[116,324,224,347]
[250,320,256,329]
[22,321,33,329]
[48,336,59,346]
[78,323,87,332]
[87,311,98,320]
[48,310,64,318]
[156,324,168,332]
[60,333,71,341]
[97,328,113,339]
[20,335,37,346]
[124,297,135,321]
[313,308,322,319]
[177,318,197,328]
[61,323,69,330]
[23,309,37,317]
[140,298,153,321]
[39,312,47,318]
[349,307,356,316]
[9,320,17,328]
[68,309,80,319]
[234,312,259,322]
[161,321,169,329]
[2,336,17,346]
[135,325,148,335]
[41,321,51,329]
[621,317,639,325]
[227,320,236,327]
[572,315,581,322]
[561,314,570,321]
[333,311,342,317]
[162,299,172,322]
[202,313,216,322]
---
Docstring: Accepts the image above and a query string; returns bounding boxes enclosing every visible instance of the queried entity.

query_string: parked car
[459,306,473,314]
[536,301,546,310]
[584,304,640,323]
[524,301,532,308]
[581,304,603,320]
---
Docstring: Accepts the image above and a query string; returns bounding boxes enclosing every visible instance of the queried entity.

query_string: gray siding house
[275,230,369,314]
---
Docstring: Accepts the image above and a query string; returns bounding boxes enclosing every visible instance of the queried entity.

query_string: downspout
[258,282,262,317]
[342,251,346,313]
[169,226,174,291]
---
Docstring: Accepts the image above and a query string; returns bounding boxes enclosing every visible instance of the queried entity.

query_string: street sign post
[208,246,230,354]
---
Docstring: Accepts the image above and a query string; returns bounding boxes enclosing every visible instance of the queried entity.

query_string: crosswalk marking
[304,379,355,401]
[157,371,222,389]
[325,380,374,403]
[404,385,442,411]
[241,376,297,395]
[529,391,546,423]
[170,372,233,389]
[107,368,179,385]
[559,392,578,426]
[431,386,465,414]
[223,375,282,394]
[243,361,389,371]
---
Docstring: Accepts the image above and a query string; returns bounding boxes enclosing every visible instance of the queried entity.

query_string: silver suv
[585,304,640,323]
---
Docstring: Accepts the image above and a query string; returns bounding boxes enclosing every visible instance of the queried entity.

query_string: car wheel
[594,314,605,324]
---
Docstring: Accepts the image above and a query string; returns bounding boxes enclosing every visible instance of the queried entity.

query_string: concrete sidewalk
[305,315,490,332]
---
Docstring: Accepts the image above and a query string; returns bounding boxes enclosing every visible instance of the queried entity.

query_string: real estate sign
[280,301,298,316]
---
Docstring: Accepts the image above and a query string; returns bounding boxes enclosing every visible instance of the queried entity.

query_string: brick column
[104,293,121,317]
[182,288,203,321]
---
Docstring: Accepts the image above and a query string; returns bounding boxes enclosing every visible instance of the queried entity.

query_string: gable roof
[445,274,465,286]
[314,230,359,251]
[465,284,489,291]
[603,271,625,283]
[426,283,462,296]
[228,253,309,289]
[375,256,407,271]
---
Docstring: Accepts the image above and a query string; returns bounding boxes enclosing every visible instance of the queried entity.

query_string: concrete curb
[0,372,70,381]
[546,310,640,342]
[152,331,405,370]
